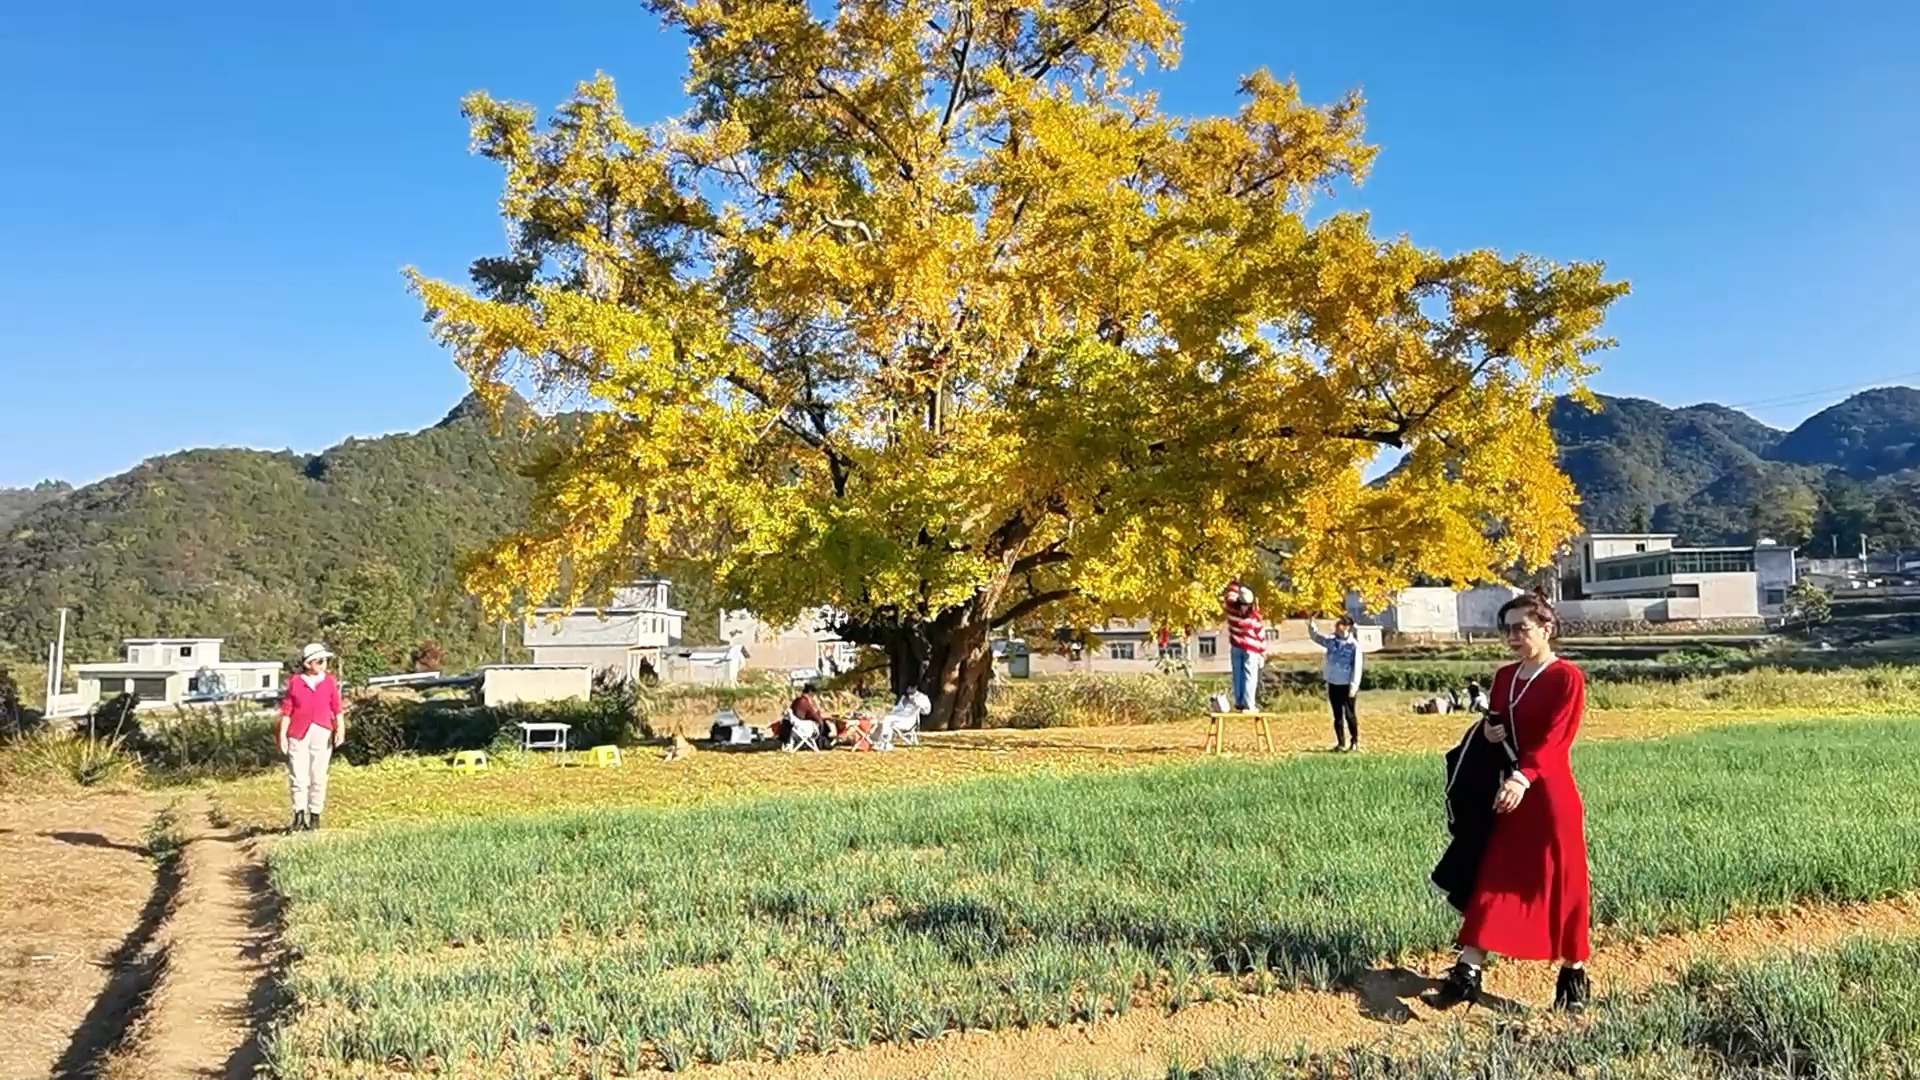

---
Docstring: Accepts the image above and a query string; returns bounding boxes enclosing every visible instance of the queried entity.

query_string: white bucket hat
[300,643,334,665]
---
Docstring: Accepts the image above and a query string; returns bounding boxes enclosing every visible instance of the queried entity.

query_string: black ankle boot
[1430,960,1482,1009]
[291,810,309,832]
[308,812,321,831]
[1554,966,1590,1013]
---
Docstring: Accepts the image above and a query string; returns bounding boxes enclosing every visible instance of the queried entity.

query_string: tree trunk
[917,617,994,730]
[853,581,1004,731]
[837,569,1016,732]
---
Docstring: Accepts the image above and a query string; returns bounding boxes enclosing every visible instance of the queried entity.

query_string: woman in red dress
[1433,593,1592,1012]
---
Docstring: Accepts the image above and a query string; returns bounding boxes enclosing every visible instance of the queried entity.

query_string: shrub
[0,665,44,742]
[998,675,1209,728]
[139,703,281,775]
[338,693,416,765]
[15,728,143,787]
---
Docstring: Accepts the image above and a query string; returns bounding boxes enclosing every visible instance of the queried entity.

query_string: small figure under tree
[411,1,1627,729]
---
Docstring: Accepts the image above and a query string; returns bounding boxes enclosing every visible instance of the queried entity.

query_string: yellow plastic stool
[588,744,622,768]
[450,750,490,774]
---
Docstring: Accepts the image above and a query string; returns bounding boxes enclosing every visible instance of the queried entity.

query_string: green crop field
[264,718,1920,1078]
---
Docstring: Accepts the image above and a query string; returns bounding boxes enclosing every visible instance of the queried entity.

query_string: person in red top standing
[278,642,346,832]
[1431,593,1592,1012]
[1221,582,1266,711]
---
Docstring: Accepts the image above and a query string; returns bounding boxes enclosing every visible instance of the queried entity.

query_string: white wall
[525,644,637,676]
[1024,621,1382,676]
[661,650,743,686]
[1687,574,1760,618]
[525,611,677,650]
[1589,535,1676,560]
[123,641,225,667]
[481,665,593,708]
[1556,597,1666,624]
[720,608,852,671]
[1383,588,1461,636]
[1458,585,1522,632]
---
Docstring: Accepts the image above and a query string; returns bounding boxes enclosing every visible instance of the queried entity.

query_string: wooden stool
[1203,711,1276,755]
[588,744,622,768]
[451,750,490,774]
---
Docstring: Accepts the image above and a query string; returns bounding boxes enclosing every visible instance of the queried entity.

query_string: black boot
[1554,966,1590,1013]
[1429,960,1482,1010]
[291,810,309,832]
[308,812,321,831]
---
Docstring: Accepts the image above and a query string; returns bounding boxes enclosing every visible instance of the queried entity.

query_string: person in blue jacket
[1308,615,1365,751]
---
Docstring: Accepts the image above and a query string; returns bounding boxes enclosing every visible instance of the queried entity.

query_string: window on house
[1764,588,1786,607]
[1634,543,1647,553]
[1264,627,1280,641]
[1198,636,1218,659]
[260,673,273,689]
[178,645,193,659]
[1107,642,1136,660]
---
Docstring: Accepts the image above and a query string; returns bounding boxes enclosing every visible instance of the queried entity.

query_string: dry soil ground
[0,792,276,1080]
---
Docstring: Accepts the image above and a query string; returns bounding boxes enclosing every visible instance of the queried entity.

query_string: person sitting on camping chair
[780,683,833,751]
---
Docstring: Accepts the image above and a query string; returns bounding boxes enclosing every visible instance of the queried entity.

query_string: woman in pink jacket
[278,642,345,831]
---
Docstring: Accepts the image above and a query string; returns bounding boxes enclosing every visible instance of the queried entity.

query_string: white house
[1552,532,1796,622]
[1014,617,1383,676]
[1345,584,1524,639]
[75,638,283,709]
[720,608,858,676]
[523,580,687,679]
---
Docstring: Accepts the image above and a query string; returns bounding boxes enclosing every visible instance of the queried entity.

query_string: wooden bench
[1202,710,1277,755]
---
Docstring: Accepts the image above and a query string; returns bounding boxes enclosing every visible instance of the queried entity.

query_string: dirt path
[102,796,278,1080]
[696,893,1920,1080]
[0,792,165,1080]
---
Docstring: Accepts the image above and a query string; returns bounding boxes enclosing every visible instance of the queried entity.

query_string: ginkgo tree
[411,0,1627,728]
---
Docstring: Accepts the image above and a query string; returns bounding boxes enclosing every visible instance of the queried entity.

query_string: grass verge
[263,717,1920,1076]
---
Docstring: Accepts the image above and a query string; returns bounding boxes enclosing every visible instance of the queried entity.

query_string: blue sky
[2,1,1916,488]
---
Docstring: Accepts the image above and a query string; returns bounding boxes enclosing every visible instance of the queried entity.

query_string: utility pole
[45,607,69,712]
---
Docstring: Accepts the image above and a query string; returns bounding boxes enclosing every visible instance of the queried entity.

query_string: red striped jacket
[1227,607,1266,655]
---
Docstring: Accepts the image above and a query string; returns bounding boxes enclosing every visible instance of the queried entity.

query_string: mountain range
[2,386,1915,669]
[1552,386,1920,553]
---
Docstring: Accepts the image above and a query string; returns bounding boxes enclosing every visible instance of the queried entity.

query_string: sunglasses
[1501,622,1545,636]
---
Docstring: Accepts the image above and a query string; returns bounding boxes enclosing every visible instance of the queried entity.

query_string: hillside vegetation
[1554,386,1920,548]
[4,386,1915,671]
[0,399,537,671]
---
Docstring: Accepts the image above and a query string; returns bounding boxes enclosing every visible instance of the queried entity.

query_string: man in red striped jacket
[1222,582,1266,711]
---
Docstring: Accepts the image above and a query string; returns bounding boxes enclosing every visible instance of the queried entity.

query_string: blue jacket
[1307,624,1364,687]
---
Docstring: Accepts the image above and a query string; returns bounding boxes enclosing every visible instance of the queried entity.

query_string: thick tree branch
[723,371,854,495]
[993,587,1078,629]
[1010,542,1072,575]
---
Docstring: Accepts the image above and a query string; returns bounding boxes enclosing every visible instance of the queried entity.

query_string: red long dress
[1457,659,1592,962]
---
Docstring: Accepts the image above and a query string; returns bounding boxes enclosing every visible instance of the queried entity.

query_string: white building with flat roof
[75,638,282,709]
[720,607,857,676]
[523,580,688,680]
[1553,533,1796,622]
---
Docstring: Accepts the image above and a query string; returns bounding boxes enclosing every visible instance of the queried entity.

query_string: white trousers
[286,727,335,813]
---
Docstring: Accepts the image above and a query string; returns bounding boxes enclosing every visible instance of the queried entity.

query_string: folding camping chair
[873,703,921,751]
[783,709,823,752]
